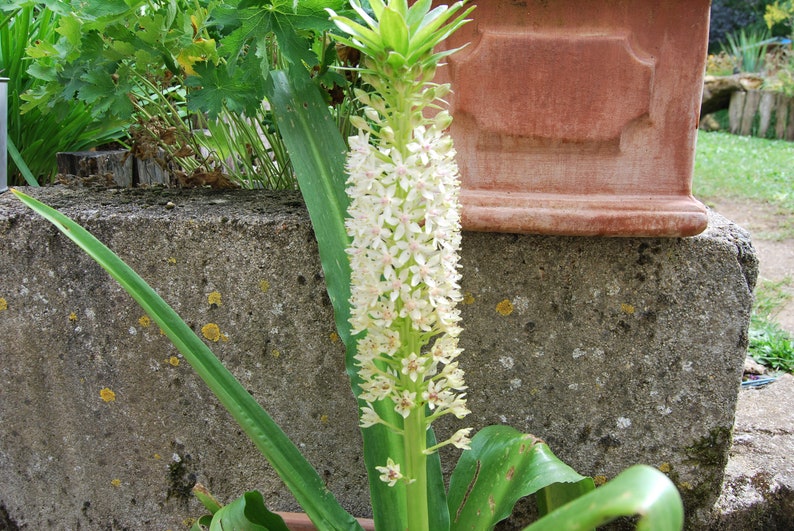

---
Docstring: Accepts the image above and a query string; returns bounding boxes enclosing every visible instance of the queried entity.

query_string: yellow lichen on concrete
[620,303,635,315]
[259,280,271,293]
[100,387,116,403]
[111,478,121,487]
[69,312,78,322]
[167,257,177,265]
[593,475,607,486]
[320,414,329,424]
[496,299,514,316]
[271,349,281,358]
[0,297,7,311]
[201,323,222,341]
[463,292,475,305]
[207,291,222,306]
[138,315,151,327]
[329,331,340,343]
[168,356,180,367]
[659,462,672,473]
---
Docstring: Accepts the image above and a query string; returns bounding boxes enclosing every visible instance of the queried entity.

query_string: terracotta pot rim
[276,511,375,531]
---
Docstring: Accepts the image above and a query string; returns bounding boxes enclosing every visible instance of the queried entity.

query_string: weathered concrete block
[0,188,755,529]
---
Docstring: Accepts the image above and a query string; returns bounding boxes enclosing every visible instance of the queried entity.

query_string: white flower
[345,85,470,441]
[394,390,417,418]
[360,406,382,428]
[449,428,473,450]
[422,380,452,410]
[376,458,403,487]
[401,352,425,382]
[430,336,462,365]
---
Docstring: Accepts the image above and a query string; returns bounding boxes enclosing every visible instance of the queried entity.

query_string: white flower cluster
[345,108,471,457]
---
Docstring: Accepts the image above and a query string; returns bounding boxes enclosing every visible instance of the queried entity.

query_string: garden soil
[708,199,794,335]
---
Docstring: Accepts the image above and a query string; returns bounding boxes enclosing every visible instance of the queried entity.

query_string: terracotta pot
[277,512,375,531]
[430,0,711,237]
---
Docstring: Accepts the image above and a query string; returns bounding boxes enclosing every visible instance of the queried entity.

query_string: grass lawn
[694,131,794,215]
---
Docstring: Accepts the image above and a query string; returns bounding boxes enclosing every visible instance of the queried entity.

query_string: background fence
[729,89,794,140]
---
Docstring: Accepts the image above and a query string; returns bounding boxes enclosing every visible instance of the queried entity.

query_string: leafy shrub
[20,0,355,189]
[0,3,126,185]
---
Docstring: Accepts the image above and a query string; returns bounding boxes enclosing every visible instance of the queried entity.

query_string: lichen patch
[100,387,116,403]
[496,299,514,316]
[207,291,222,306]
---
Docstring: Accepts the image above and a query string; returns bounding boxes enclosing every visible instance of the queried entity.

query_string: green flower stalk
[329,1,474,528]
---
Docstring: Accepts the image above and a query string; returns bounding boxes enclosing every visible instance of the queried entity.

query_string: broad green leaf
[448,425,594,531]
[366,0,386,19]
[379,6,409,56]
[79,0,131,21]
[406,0,433,31]
[208,491,290,531]
[409,2,473,55]
[193,484,223,515]
[328,15,383,52]
[77,67,134,118]
[10,189,363,531]
[55,13,81,47]
[191,514,213,531]
[345,0,378,29]
[392,0,410,18]
[211,4,327,70]
[187,58,266,119]
[525,465,684,531]
[265,68,450,531]
[24,39,59,59]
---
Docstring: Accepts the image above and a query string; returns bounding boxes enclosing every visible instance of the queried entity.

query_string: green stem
[404,406,429,530]
[403,325,429,530]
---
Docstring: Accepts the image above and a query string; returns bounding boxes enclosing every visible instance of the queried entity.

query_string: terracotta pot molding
[277,512,375,531]
[428,0,711,237]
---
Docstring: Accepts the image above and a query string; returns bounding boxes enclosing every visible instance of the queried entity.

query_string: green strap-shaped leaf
[11,189,361,531]
[265,67,450,531]
[7,137,40,187]
[448,425,594,531]
[208,491,289,531]
[525,465,683,531]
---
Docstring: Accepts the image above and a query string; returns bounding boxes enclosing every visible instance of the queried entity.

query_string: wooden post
[56,150,133,187]
[775,94,789,140]
[740,90,761,136]
[757,91,775,139]
[786,98,794,140]
[135,154,172,186]
[729,92,746,134]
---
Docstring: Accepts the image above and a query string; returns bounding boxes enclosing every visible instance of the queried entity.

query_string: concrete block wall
[0,187,756,529]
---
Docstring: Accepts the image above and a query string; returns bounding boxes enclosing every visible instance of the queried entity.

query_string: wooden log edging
[729,89,794,140]
[56,149,173,187]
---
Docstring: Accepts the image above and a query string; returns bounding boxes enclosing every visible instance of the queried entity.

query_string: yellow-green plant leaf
[380,6,409,57]
[208,491,289,531]
[448,425,593,531]
[525,465,684,531]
